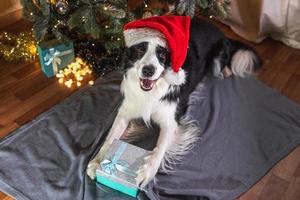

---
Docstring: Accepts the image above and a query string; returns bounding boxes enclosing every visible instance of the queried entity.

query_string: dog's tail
[161,118,200,173]
[210,39,263,78]
[229,39,263,77]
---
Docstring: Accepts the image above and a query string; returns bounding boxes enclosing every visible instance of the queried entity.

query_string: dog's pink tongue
[142,79,153,88]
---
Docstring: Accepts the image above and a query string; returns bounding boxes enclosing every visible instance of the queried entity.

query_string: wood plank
[289,75,300,104]
[282,75,300,101]
[288,50,300,76]
[0,82,66,125]
[0,192,14,200]
[294,154,300,178]
[257,59,284,86]
[237,190,259,200]
[272,147,300,182]
[282,177,300,200]
[268,61,298,91]
[13,72,55,101]
[259,174,289,200]
[286,50,300,66]
[0,76,17,91]
[2,196,14,200]
[248,172,272,197]
[0,191,6,199]
[0,95,22,115]
[260,40,282,61]
[0,61,31,79]
[0,69,40,99]
[273,47,294,63]
[292,74,300,104]
[238,173,273,199]
[251,38,272,55]
[10,61,40,79]
[0,122,19,139]
[15,87,73,126]
[0,19,32,33]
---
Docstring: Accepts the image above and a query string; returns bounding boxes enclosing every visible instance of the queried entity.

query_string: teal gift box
[38,39,75,77]
[96,140,149,198]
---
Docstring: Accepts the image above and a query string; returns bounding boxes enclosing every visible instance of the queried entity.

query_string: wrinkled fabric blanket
[0,72,299,200]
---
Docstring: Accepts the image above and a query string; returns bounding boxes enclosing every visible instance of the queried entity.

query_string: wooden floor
[0,19,300,200]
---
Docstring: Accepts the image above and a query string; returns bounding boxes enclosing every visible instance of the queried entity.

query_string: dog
[87,16,262,187]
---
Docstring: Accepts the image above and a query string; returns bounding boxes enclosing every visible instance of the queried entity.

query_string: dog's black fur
[122,18,262,123]
[86,18,263,184]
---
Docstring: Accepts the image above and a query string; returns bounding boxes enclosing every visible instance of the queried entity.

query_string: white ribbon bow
[44,47,73,74]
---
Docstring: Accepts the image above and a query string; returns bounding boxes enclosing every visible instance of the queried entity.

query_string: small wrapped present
[38,39,75,77]
[96,140,149,198]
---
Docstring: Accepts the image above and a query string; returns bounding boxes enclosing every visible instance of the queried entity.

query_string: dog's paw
[87,159,98,180]
[222,66,233,78]
[86,143,110,180]
[136,151,161,188]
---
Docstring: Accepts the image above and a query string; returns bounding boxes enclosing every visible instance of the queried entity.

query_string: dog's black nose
[142,65,155,78]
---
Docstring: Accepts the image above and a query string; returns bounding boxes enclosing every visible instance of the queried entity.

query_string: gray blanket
[0,72,299,200]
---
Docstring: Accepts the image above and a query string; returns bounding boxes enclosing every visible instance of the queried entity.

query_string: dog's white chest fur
[120,67,170,123]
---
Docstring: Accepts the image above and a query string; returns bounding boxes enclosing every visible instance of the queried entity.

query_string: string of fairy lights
[56,57,94,88]
[0,31,37,62]
[0,30,94,88]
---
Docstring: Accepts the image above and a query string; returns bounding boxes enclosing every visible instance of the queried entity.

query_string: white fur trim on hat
[164,68,186,86]
[123,28,168,48]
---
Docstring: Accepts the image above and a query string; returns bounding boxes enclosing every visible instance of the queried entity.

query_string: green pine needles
[21,0,230,56]
[21,0,131,53]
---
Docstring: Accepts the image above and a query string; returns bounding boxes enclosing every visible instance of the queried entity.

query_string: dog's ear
[164,68,186,86]
[120,46,138,71]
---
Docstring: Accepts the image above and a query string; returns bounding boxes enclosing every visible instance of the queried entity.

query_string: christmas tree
[20,0,231,76]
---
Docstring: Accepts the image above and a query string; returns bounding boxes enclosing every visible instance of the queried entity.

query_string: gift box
[96,140,149,198]
[38,39,75,77]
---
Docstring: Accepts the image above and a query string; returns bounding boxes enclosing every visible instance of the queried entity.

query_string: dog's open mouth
[140,78,157,91]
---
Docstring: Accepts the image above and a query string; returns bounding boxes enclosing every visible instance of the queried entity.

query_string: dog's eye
[133,43,147,54]
[156,45,169,64]
[136,46,146,53]
[158,52,166,62]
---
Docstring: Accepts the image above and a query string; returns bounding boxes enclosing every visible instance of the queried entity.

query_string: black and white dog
[87,17,262,187]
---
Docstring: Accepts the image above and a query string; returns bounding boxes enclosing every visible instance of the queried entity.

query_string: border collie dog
[87,16,262,187]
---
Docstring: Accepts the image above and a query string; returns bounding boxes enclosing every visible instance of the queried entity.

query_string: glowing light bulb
[28,44,36,55]
[56,57,93,88]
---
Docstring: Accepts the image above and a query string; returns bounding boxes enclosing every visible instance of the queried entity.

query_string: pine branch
[162,0,231,19]
[176,0,188,15]
[39,0,50,17]
[185,0,196,16]
[197,0,208,9]
[33,17,49,41]
[68,6,101,39]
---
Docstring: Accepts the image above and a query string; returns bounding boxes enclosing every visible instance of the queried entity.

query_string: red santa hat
[123,16,191,73]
